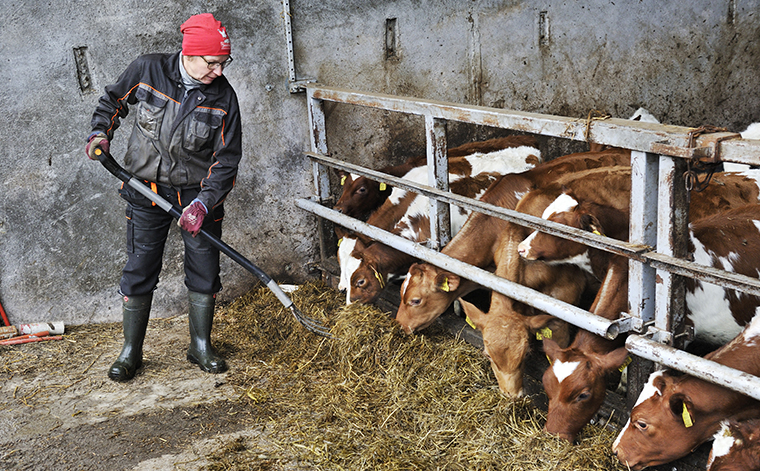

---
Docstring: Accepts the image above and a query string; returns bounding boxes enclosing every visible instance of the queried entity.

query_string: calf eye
[634,420,648,432]
[357,187,367,194]
[356,279,366,288]
[576,391,591,402]
[409,298,421,306]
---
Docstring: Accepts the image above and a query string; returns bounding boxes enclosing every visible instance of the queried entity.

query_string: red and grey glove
[86,132,110,160]
[178,199,208,237]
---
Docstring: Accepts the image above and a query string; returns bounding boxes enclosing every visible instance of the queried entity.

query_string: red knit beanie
[181,13,231,56]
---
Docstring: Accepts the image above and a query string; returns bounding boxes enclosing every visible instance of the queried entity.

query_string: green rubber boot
[187,291,228,374]
[108,293,152,382]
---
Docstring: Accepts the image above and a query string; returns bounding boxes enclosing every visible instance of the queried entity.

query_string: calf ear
[591,346,630,373]
[435,273,460,292]
[542,338,564,364]
[579,213,605,236]
[669,394,696,428]
[525,315,572,348]
[334,168,349,185]
[458,298,485,330]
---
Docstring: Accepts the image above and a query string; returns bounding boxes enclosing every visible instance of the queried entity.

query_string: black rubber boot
[187,291,228,374]
[108,293,152,382]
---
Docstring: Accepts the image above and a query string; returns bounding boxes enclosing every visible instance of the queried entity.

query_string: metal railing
[299,83,760,402]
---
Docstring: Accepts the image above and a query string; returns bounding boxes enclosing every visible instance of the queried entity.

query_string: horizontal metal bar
[644,252,760,297]
[296,197,626,339]
[307,152,647,255]
[626,334,760,402]
[310,151,760,298]
[307,84,760,165]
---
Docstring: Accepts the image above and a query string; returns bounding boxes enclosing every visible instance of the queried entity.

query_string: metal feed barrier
[296,83,760,405]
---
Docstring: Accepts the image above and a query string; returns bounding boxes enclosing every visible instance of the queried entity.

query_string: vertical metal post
[282,0,297,84]
[425,114,450,250]
[626,150,659,410]
[654,155,690,346]
[307,87,334,264]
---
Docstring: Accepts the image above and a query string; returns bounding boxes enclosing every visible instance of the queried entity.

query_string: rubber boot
[108,293,152,382]
[187,291,228,373]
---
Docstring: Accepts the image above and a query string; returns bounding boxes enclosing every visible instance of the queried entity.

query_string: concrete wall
[1,0,759,325]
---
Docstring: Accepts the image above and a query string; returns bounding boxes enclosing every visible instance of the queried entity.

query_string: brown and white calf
[612,312,760,470]
[449,166,634,397]
[333,135,539,220]
[518,186,760,442]
[395,148,631,334]
[338,144,541,304]
[708,419,760,471]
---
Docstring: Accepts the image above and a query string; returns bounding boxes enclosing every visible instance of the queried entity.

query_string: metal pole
[296,197,625,339]
[626,334,760,402]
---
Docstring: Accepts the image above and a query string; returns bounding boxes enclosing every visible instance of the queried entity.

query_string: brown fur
[614,322,760,469]
[708,419,760,471]
[333,135,539,220]
[348,172,504,304]
[524,191,760,442]
[395,148,631,334]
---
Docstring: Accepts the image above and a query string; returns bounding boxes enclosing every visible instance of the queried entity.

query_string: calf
[395,148,631,334]
[519,189,760,442]
[333,135,539,220]
[449,167,635,397]
[708,419,760,471]
[339,144,541,304]
[612,313,760,470]
[347,172,502,304]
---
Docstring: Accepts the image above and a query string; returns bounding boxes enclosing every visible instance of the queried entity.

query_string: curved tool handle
[93,147,332,337]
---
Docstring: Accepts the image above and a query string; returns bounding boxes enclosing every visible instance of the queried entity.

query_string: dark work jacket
[90,52,243,210]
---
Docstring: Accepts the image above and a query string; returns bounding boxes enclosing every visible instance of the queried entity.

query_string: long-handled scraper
[93,147,332,338]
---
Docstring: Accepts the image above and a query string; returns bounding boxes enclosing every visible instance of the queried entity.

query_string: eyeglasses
[200,56,233,70]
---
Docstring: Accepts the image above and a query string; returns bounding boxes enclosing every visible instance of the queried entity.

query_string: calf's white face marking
[614,371,665,447]
[337,237,361,304]
[541,193,578,219]
[552,360,580,384]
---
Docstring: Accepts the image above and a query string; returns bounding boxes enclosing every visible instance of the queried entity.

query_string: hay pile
[210,281,625,471]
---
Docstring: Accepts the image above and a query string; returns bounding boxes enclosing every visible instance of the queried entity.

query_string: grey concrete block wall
[1,0,759,326]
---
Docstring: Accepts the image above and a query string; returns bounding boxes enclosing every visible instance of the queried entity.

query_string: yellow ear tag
[340,176,347,186]
[618,356,633,373]
[682,403,694,428]
[465,316,476,330]
[373,267,386,289]
[440,277,450,292]
[337,238,343,247]
[592,230,604,236]
[379,182,387,191]
[536,327,553,341]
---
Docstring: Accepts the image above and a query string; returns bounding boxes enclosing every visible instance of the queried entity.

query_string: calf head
[708,419,760,471]
[395,263,465,334]
[612,371,712,470]
[542,338,629,442]
[348,254,386,305]
[517,190,607,267]
[333,170,391,219]
[337,235,369,304]
[460,298,570,397]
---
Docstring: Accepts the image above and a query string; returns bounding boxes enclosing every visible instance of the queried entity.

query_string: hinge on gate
[650,131,741,163]
[289,79,317,94]
[641,323,694,345]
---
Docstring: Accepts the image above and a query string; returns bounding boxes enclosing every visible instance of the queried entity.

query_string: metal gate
[295,83,760,408]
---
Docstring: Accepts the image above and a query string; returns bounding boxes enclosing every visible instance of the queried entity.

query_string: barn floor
[0,279,710,471]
